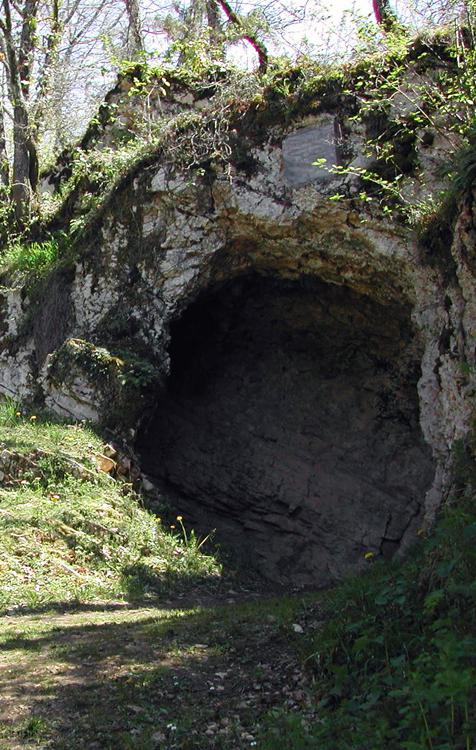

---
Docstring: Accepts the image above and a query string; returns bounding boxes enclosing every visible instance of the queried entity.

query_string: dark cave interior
[137,274,435,585]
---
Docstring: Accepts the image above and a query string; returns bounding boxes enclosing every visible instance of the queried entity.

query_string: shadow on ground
[0,595,315,749]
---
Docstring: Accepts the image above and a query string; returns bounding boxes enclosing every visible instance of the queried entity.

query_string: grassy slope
[0,403,475,749]
[0,402,221,614]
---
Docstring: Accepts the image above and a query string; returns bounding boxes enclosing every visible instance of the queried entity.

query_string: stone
[116,455,131,476]
[282,120,337,187]
[40,338,160,430]
[141,476,156,492]
[150,168,167,192]
[103,443,117,458]
[96,454,116,474]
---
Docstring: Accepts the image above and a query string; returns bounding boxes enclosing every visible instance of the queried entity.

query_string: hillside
[0,21,476,750]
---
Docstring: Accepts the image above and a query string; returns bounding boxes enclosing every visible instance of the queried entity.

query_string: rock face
[282,120,338,186]
[1,62,475,585]
[138,275,434,583]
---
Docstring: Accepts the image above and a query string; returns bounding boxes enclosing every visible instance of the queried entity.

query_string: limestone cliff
[1,47,475,584]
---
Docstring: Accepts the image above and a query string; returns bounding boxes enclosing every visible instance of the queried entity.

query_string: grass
[256,447,476,750]
[0,398,318,749]
[0,595,312,749]
[0,239,59,280]
[1,398,475,749]
[0,399,222,614]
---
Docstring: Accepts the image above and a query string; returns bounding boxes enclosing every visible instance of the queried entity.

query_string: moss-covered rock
[42,338,161,432]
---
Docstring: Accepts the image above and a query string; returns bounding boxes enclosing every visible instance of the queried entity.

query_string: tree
[124,0,145,58]
[0,79,8,187]
[156,0,271,70]
[214,0,268,70]
[0,0,130,225]
[0,0,40,224]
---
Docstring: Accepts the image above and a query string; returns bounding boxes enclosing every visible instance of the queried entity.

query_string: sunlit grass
[0,239,59,278]
[0,400,222,613]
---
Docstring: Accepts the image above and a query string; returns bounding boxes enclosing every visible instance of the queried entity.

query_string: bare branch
[215,0,268,70]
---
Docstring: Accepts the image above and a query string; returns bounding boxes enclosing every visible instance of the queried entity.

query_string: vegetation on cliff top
[0,0,473,276]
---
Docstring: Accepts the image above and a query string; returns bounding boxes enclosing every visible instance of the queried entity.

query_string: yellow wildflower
[364,551,375,560]
[177,515,183,522]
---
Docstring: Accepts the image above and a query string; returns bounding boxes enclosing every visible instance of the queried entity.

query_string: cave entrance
[137,274,434,586]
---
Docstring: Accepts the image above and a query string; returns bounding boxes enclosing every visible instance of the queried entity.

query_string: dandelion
[50,494,61,502]
[364,551,375,560]
[176,515,188,545]
[30,415,37,421]
[170,524,176,529]
[157,517,162,523]
[15,412,21,417]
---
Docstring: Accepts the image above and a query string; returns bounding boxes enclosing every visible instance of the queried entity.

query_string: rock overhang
[1,57,475,583]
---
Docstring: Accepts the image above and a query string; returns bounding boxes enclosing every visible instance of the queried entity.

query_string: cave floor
[0,589,320,749]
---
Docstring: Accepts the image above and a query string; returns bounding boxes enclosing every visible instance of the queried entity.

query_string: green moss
[50,339,120,384]
[47,339,161,431]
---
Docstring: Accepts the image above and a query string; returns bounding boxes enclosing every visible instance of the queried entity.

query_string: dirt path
[0,593,318,749]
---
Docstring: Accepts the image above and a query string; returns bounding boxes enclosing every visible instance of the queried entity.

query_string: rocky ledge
[1,59,475,584]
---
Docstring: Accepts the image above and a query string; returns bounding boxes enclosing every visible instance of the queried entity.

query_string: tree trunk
[0,0,40,225]
[11,102,33,224]
[215,0,268,71]
[372,0,399,32]
[18,0,39,97]
[125,0,144,58]
[32,0,62,135]
[206,0,222,49]
[0,102,9,188]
